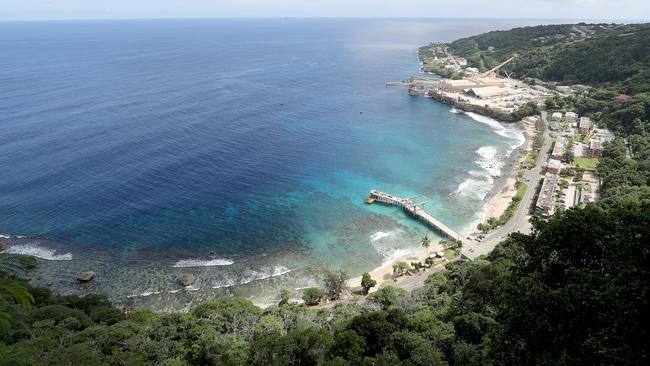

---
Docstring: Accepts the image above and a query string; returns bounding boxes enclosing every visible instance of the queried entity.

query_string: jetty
[366,190,464,242]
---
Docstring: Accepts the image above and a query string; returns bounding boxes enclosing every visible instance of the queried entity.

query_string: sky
[1,0,648,21]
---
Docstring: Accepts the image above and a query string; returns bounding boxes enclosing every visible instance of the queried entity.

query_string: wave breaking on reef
[5,243,73,261]
[172,258,235,267]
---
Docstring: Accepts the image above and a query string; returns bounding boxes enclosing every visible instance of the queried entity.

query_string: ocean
[0,18,533,310]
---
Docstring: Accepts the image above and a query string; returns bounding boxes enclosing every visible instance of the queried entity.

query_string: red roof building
[616,94,631,103]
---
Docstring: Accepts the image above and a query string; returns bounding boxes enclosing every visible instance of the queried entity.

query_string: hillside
[450,23,650,90]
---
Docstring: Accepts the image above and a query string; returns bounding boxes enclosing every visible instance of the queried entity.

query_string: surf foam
[212,265,293,288]
[5,244,73,261]
[172,258,234,267]
[370,231,391,242]
[453,145,506,200]
[463,111,525,151]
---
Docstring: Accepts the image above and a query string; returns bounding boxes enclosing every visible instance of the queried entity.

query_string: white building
[547,159,562,174]
[551,112,563,122]
[593,128,615,143]
[565,112,578,124]
[579,117,592,134]
[552,136,567,160]
[464,67,479,76]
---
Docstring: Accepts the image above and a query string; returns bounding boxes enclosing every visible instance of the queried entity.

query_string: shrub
[302,288,325,306]
[360,273,377,295]
[368,286,407,310]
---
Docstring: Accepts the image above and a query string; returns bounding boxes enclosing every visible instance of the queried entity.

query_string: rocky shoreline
[426,89,521,122]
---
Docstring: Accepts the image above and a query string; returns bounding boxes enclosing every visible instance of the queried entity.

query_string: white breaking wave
[449,107,460,114]
[1,234,30,239]
[476,145,505,178]
[454,177,491,201]
[212,266,293,289]
[370,231,391,242]
[211,280,236,289]
[172,258,234,268]
[127,290,161,298]
[241,266,293,284]
[463,111,526,151]
[453,145,507,201]
[5,244,73,261]
[185,284,200,292]
[450,111,525,202]
[378,247,417,268]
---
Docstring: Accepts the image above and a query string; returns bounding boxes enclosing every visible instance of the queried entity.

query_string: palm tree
[420,234,431,257]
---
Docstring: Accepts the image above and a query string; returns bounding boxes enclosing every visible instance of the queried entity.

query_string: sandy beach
[347,241,446,291]
[481,117,537,222]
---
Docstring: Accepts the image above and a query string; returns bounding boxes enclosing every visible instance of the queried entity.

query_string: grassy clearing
[444,248,458,260]
[575,157,599,170]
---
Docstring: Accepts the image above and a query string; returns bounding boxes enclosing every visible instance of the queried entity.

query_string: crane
[480,54,518,79]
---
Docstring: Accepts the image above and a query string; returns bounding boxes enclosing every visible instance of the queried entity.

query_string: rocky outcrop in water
[178,273,196,286]
[77,271,96,282]
[0,238,8,252]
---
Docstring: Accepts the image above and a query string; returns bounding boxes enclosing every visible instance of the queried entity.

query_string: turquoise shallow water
[0,19,532,309]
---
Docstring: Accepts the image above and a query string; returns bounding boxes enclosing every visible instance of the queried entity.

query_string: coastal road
[462,112,551,259]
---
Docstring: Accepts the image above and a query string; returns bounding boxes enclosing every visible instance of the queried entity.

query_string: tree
[360,272,377,295]
[323,270,349,301]
[477,223,490,233]
[392,262,410,278]
[279,289,293,306]
[302,288,325,306]
[487,203,650,365]
[368,286,406,309]
[329,330,365,362]
[0,280,34,328]
[563,149,575,163]
[420,234,431,256]
[424,257,435,267]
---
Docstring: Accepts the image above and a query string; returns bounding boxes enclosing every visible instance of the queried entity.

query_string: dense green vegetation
[450,23,650,88]
[2,203,648,365]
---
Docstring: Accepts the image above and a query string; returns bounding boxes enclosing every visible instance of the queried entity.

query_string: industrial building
[439,77,505,91]
[464,86,510,99]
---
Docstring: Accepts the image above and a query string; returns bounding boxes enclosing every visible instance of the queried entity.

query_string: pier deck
[368,190,464,242]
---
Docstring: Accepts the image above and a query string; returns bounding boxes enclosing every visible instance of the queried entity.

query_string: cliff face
[426,90,518,122]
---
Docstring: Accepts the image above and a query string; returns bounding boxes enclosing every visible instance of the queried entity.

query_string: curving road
[462,111,551,259]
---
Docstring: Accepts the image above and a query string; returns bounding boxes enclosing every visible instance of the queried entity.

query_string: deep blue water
[0,19,533,307]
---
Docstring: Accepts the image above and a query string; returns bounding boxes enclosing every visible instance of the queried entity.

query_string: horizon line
[0,16,647,23]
